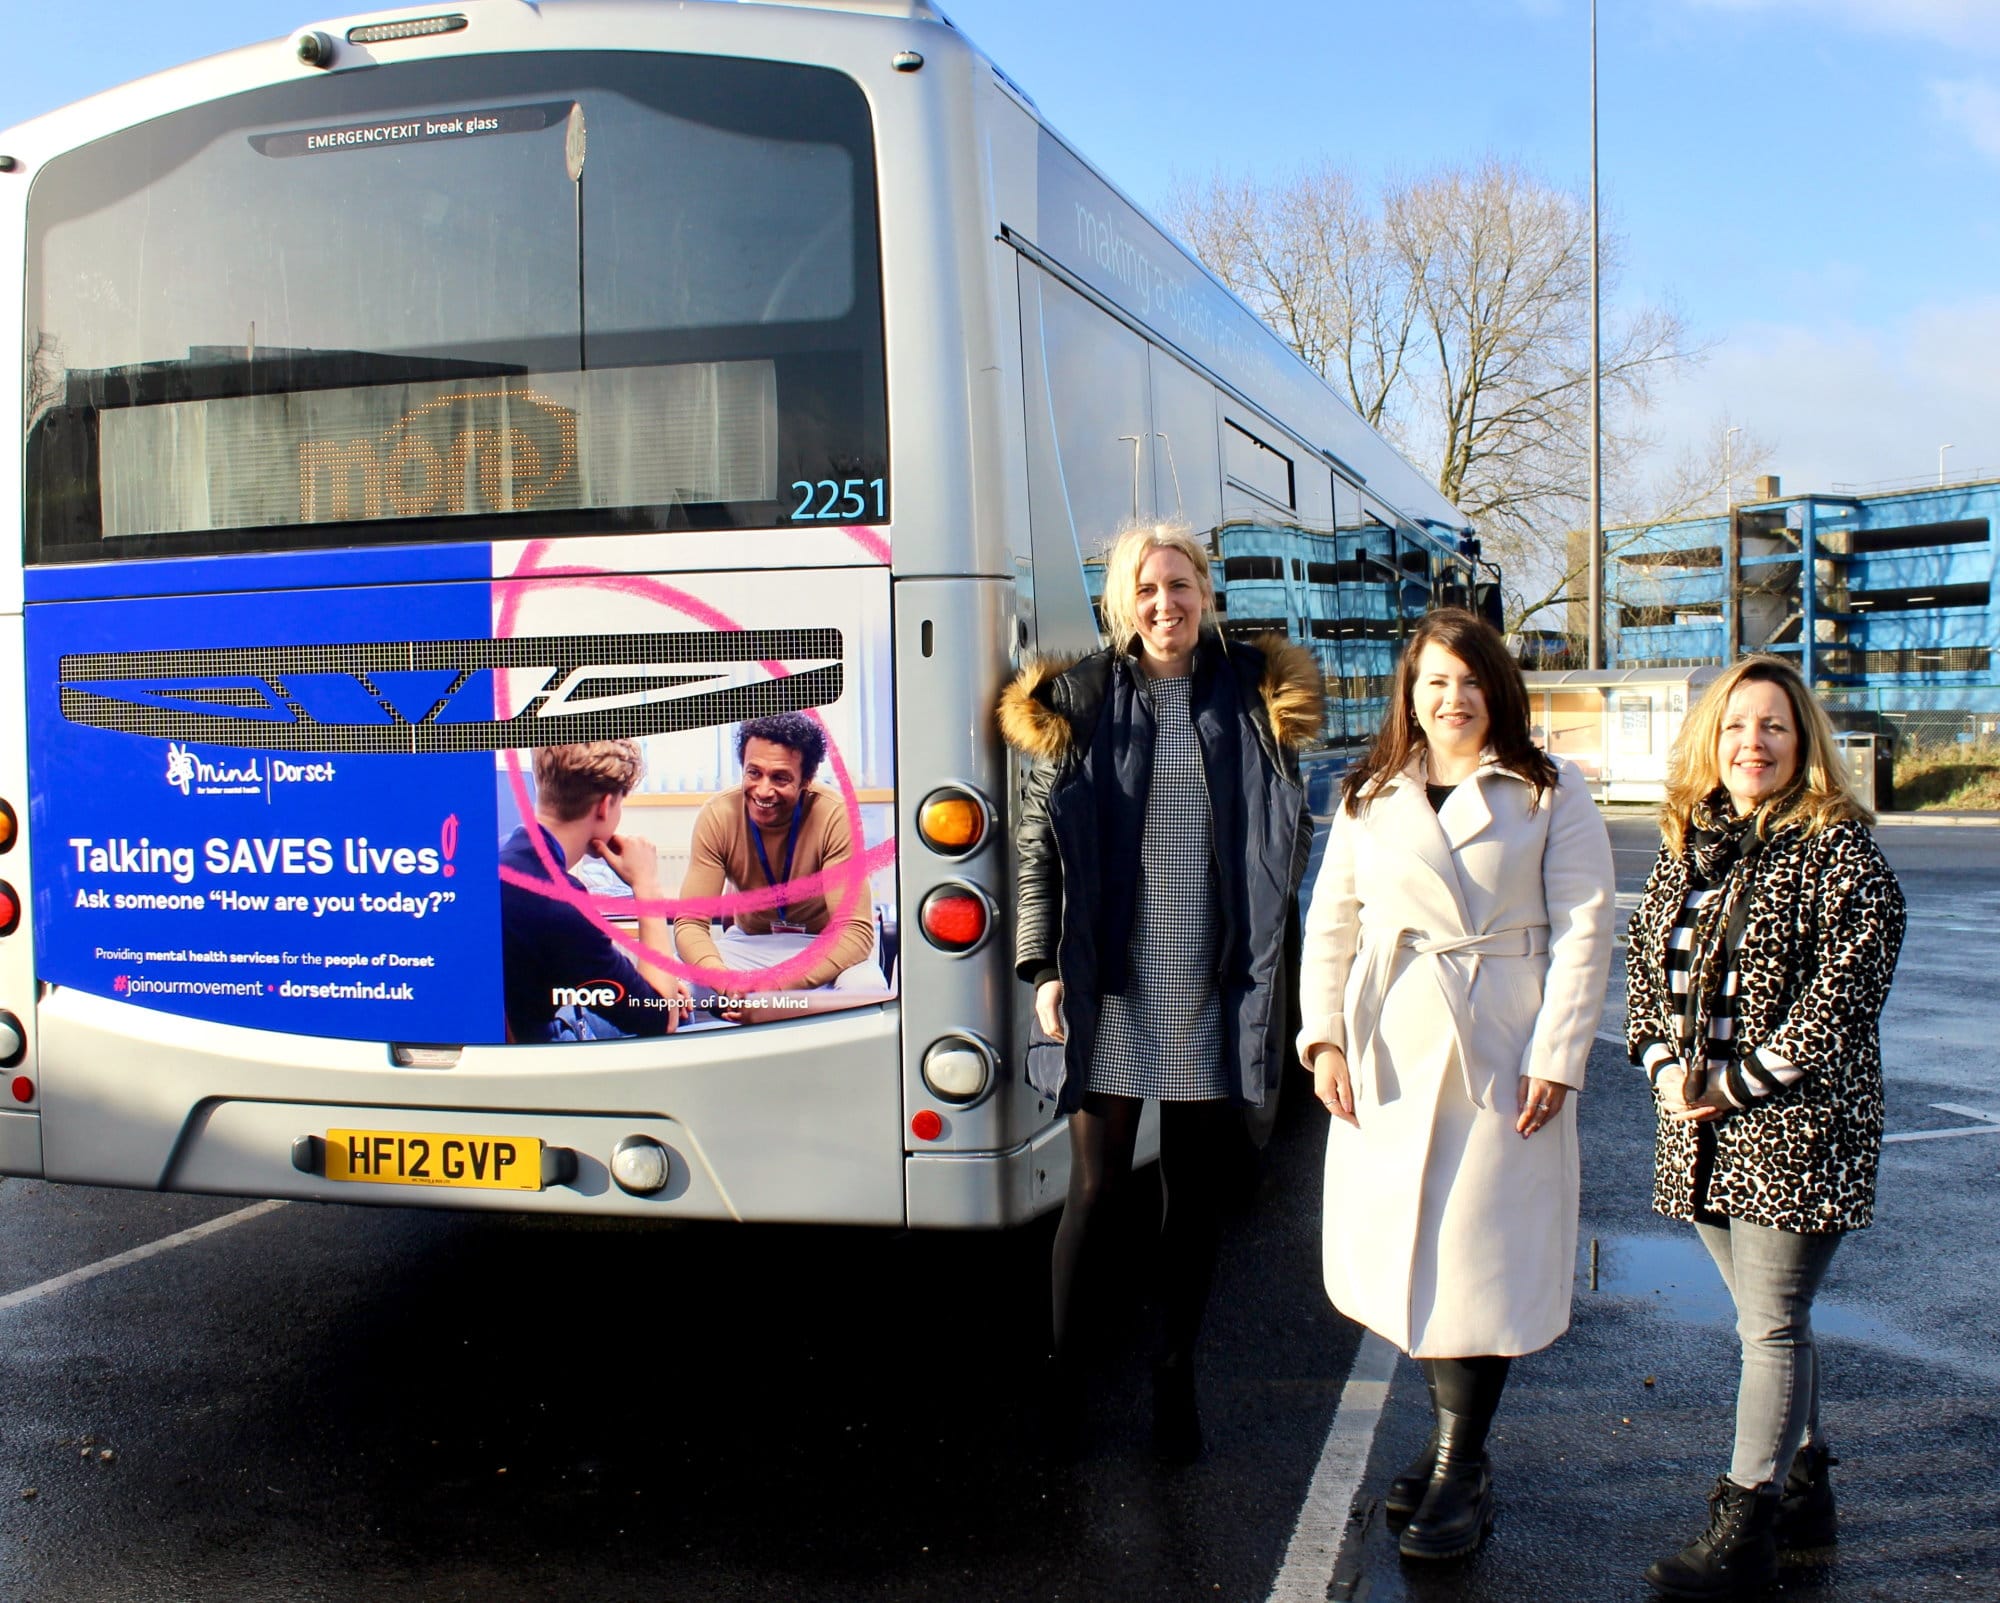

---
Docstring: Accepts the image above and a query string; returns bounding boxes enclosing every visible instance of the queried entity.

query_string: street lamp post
[1587,0,1603,672]
[1939,443,1954,487]
[1720,424,1741,516]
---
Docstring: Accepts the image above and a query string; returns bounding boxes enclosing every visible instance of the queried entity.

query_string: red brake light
[0,881,17,936]
[918,886,989,952]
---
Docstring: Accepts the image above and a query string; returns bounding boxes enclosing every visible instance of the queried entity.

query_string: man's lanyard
[748,798,805,926]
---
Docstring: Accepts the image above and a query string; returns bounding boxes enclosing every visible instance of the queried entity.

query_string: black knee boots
[1399,1357,1507,1560]
[1645,1476,1782,1598]
[1385,1365,1440,1520]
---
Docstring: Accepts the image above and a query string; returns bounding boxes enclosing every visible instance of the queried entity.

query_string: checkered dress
[1086,674,1229,1100]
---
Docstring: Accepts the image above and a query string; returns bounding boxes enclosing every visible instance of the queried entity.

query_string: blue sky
[6,0,1999,497]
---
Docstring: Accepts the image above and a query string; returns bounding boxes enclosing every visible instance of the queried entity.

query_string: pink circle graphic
[492,543,892,994]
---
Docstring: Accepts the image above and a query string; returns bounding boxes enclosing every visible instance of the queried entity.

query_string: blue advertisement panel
[27,581,504,1042]
[25,555,899,1047]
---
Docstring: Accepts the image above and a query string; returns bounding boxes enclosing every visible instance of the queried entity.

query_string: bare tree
[1166,162,1416,433]
[1165,156,1702,629]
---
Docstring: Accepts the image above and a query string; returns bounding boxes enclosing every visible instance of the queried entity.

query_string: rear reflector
[910,1109,944,1142]
[9,1077,30,1105]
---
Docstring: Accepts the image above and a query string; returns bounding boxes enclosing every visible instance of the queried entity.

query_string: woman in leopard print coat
[1626,656,1903,1599]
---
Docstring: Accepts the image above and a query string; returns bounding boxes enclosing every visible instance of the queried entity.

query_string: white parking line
[1885,1124,2000,1144]
[1266,1331,1400,1603]
[1884,1102,2000,1145]
[0,1200,286,1314]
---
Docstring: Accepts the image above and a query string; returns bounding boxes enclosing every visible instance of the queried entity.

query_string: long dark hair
[1341,608,1558,815]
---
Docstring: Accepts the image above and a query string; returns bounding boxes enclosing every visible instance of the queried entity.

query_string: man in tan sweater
[674,713,882,1015]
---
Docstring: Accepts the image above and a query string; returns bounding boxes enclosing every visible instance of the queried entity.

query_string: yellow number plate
[325,1128,542,1191]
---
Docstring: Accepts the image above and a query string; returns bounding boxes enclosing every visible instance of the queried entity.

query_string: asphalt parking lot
[0,813,1991,1602]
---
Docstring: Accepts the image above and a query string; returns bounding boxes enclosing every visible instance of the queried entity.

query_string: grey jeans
[1694,1216,1843,1488]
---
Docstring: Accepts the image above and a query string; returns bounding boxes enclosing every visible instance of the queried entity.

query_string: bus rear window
[25,52,887,561]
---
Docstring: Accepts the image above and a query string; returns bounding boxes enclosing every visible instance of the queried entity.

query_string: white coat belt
[1355,924,1552,1106]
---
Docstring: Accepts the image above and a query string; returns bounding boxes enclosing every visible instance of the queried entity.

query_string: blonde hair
[532,740,643,822]
[1661,656,1869,852]
[1097,521,1217,651]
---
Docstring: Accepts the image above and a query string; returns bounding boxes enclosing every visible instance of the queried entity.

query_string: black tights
[1050,1093,1242,1368]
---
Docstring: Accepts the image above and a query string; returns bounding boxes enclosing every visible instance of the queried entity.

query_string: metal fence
[1818,688,2000,754]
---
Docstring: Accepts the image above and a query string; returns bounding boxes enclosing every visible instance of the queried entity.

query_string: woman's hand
[1658,1070,1732,1124]
[1515,1076,1570,1137]
[1311,1044,1357,1127]
[1034,979,1066,1042]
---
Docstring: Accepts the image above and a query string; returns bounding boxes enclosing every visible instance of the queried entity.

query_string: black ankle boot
[1385,1429,1439,1521]
[1776,1441,1838,1549]
[1397,1406,1493,1560]
[1645,1476,1781,1598]
[1152,1353,1203,1465]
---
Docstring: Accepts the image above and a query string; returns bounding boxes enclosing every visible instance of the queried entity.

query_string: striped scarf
[1672,791,1766,1086]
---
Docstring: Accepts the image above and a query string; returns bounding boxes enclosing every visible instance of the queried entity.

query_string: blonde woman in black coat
[1625,656,1904,1599]
[999,522,1320,1461]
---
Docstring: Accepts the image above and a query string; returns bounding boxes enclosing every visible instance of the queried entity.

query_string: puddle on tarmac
[1582,1233,1924,1358]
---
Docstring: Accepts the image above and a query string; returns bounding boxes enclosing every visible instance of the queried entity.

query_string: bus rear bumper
[34,989,909,1223]
[904,1117,1070,1230]
[0,1110,43,1177]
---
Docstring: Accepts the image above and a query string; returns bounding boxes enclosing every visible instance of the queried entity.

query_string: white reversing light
[922,1035,994,1105]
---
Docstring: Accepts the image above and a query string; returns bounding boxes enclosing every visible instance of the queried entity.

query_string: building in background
[1601,474,2000,756]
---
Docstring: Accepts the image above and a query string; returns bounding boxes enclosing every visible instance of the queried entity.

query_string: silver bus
[0,0,1474,1227]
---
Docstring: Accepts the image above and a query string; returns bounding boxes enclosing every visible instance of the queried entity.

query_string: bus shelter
[1523,666,1720,803]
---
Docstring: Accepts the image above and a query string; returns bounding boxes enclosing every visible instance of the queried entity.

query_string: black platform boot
[1645,1476,1781,1598]
[1776,1441,1838,1550]
[1385,1365,1441,1522]
[1399,1357,1504,1560]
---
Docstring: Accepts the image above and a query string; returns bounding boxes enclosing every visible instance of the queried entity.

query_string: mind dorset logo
[165,743,263,798]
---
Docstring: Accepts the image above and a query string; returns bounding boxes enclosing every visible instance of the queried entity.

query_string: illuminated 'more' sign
[296,386,578,523]
[95,362,779,538]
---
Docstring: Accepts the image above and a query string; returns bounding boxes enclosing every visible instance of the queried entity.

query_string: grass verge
[1892,746,2000,810]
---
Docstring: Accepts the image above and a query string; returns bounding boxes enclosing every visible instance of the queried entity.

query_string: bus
[0,0,1476,1227]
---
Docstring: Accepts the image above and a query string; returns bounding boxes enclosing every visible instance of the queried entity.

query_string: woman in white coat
[1299,608,1615,1560]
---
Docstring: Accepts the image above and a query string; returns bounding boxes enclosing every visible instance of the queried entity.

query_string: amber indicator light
[918,789,987,855]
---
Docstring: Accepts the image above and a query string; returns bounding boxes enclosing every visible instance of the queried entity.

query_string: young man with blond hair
[498,740,692,1041]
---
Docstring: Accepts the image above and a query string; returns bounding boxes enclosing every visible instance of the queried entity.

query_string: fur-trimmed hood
[997,633,1323,763]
